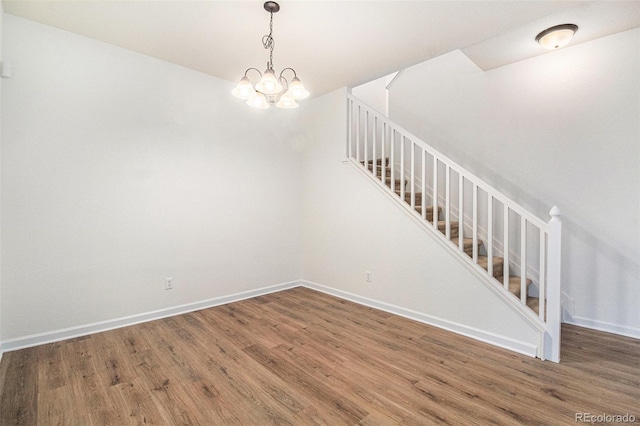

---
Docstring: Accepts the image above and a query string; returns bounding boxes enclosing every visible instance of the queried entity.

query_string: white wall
[352,75,389,116]
[300,88,540,354]
[0,14,303,341]
[352,72,398,116]
[5,11,630,357]
[389,29,640,337]
[0,7,3,350]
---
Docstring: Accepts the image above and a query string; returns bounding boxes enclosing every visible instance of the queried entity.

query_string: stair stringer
[344,157,547,357]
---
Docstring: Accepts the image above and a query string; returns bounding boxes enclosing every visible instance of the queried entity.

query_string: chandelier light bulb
[256,68,283,95]
[276,91,299,109]
[288,77,309,100]
[536,24,578,50]
[232,76,255,100]
[246,92,270,109]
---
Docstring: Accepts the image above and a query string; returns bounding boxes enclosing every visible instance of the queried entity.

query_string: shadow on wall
[563,219,640,328]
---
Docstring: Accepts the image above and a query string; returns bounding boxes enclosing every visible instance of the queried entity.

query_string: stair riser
[368,165,392,176]
[413,204,438,213]
[438,224,459,239]
[477,256,505,281]
[368,167,425,198]
[490,265,504,280]
[509,280,532,299]
[416,211,436,222]
[385,180,407,190]
[366,158,389,167]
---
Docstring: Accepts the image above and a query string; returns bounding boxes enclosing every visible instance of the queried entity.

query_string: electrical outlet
[366,271,372,282]
[165,277,174,290]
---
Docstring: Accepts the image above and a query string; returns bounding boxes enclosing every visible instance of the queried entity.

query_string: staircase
[346,93,562,362]
[364,158,541,314]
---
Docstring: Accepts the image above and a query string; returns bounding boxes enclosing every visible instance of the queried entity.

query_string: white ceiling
[3,1,639,97]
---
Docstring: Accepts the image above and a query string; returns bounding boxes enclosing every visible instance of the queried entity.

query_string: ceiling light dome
[536,24,578,50]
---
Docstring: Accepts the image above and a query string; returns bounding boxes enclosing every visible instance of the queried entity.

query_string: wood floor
[1,287,638,425]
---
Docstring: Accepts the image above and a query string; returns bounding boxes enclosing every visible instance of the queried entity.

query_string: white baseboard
[0,280,301,353]
[5,277,633,359]
[300,280,539,358]
[563,315,640,340]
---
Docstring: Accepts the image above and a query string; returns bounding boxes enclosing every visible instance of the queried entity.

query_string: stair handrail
[346,92,562,362]
[347,94,548,230]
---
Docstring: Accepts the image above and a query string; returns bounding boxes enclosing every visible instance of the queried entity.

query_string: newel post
[545,206,562,362]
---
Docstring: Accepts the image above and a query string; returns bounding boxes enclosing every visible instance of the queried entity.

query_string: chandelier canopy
[232,1,309,109]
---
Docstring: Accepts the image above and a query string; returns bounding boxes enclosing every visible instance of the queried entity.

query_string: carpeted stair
[363,158,540,314]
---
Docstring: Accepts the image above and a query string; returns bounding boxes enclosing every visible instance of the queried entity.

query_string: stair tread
[413,205,439,212]
[438,220,458,226]
[368,164,392,174]
[477,255,504,267]
[403,195,427,203]
[364,158,389,166]
[506,276,533,298]
[527,297,540,313]
[477,256,505,279]
[450,236,480,248]
[436,221,460,239]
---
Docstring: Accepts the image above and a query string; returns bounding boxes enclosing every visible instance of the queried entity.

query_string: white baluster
[503,205,509,290]
[539,228,547,321]
[421,149,427,220]
[410,142,416,210]
[445,165,450,240]
[364,111,368,170]
[433,157,438,228]
[356,105,361,164]
[545,206,562,362]
[472,184,478,263]
[458,175,464,251]
[400,136,405,201]
[381,122,386,182]
[347,99,352,159]
[520,217,527,305]
[487,195,493,278]
[390,128,395,194]
[372,116,377,176]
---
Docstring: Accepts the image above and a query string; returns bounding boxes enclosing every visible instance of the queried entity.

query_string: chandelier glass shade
[232,1,309,109]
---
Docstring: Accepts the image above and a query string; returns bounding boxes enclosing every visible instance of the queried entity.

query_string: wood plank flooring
[1,287,638,425]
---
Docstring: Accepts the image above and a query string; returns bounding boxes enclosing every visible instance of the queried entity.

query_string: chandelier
[232,1,309,109]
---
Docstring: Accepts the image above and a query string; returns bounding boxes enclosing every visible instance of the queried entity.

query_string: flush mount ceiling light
[535,24,578,50]
[232,1,309,109]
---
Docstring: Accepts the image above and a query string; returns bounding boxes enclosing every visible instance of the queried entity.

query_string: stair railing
[346,93,562,362]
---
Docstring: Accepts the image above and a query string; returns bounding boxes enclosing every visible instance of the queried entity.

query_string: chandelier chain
[262,11,275,69]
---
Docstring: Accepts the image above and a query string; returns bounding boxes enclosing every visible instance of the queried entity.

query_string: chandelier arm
[278,76,289,91]
[279,67,298,80]
[244,67,263,80]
